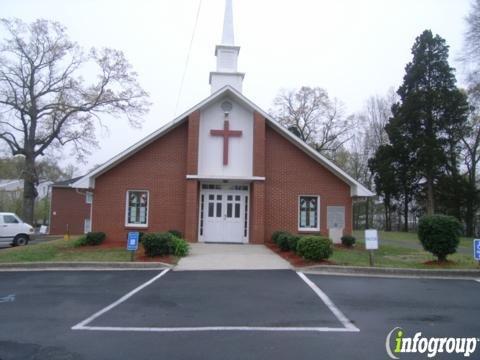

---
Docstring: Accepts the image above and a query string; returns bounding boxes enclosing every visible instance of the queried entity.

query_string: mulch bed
[423,259,457,266]
[265,242,336,267]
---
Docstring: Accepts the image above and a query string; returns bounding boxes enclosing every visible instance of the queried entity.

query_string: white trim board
[71,270,359,333]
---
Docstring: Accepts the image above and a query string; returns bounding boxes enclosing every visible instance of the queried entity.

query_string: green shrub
[287,235,300,252]
[85,232,106,246]
[74,235,88,247]
[138,232,145,243]
[341,235,356,248]
[276,232,292,251]
[296,236,333,261]
[142,232,174,257]
[171,237,189,257]
[271,230,289,244]
[418,215,461,262]
[168,230,183,239]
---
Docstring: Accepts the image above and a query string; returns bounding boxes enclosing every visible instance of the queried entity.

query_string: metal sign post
[127,232,139,262]
[365,229,379,267]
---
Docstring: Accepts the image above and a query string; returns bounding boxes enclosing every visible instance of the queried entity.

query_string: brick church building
[49,0,372,245]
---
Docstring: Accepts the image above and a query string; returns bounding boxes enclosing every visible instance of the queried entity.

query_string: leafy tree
[0,18,150,224]
[389,30,469,215]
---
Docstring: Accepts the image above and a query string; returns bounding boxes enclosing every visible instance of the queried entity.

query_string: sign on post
[127,232,139,261]
[365,229,379,267]
[474,239,480,261]
[365,229,379,250]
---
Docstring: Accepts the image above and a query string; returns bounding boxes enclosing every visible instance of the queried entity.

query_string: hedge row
[271,231,333,261]
[73,230,189,258]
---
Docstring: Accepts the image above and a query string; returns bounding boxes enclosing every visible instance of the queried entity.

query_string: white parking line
[296,271,359,332]
[76,325,356,332]
[72,270,359,333]
[72,269,170,330]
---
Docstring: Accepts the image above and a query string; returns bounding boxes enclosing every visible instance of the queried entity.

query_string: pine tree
[392,30,469,215]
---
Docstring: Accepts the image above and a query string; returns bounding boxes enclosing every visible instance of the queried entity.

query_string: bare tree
[348,90,397,229]
[0,18,150,223]
[271,86,352,159]
[460,90,480,236]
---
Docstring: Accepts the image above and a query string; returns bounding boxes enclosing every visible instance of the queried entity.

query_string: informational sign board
[474,239,480,261]
[365,229,379,250]
[127,232,139,251]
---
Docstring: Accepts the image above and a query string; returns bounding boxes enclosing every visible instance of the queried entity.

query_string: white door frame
[198,183,250,243]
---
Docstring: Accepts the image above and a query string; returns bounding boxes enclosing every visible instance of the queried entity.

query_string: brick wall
[264,124,352,241]
[50,187,90,235]
[92,121,188,244]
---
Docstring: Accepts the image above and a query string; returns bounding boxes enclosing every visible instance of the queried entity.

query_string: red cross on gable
[210,120,242,165]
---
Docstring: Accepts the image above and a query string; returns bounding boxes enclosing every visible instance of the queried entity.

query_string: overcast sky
[1,0,473,174]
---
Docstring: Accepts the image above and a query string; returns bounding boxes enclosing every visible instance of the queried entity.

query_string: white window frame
[125,190,149,228]
[298,195,320,232]
[85,191,93,204]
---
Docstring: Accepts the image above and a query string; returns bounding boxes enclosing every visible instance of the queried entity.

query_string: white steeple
[222,0,234,45]
[209,0,245,93]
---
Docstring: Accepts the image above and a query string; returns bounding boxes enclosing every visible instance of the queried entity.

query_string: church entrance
[198,183,249,243]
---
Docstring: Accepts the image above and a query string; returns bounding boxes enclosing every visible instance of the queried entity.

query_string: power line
[174,0,202,116]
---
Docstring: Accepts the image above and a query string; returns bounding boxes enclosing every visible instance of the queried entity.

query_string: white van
[0,212,35,246]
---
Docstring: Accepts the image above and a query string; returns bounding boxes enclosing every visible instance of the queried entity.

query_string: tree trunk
[465,184,476,237]
[403,194,409,232]
[365,198,370,229]
[384,198,392,231]
[426,176,434,215]
[22,155,38,225]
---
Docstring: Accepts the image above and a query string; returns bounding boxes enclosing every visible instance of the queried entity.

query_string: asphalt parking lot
[0,270,479,360]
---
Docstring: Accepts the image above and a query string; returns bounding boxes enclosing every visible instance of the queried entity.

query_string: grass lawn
[0,237,140,263]
[340,230,478,269]
[330,244,479,269]
[352,230,475,249]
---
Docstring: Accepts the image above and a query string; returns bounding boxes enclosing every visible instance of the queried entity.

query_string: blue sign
[474,239,480,261]
[127,232,139,251]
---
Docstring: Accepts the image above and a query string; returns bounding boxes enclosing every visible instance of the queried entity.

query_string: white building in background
[0,179,52,199]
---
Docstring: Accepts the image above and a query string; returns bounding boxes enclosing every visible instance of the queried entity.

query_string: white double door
[200,187,249,243]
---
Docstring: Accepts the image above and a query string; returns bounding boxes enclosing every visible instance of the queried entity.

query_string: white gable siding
[197,97,253,178]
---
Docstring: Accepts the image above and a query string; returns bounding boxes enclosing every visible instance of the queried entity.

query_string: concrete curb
[0,261,173,271]
[297,264,480,279]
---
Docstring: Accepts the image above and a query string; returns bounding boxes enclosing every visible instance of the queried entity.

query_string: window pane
[227,195,233,201]
[208,202,214,217]
[235,203,240,218]
[299,196,318,229]
[227,203,232,217]
[216,202,222,217]
[4,215,19,224]
[127,191,148,225]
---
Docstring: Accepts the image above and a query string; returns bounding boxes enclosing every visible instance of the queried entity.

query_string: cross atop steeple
[209,0,245,93]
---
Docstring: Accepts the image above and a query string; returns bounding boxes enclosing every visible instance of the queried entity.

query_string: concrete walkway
[175,243,292,271]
